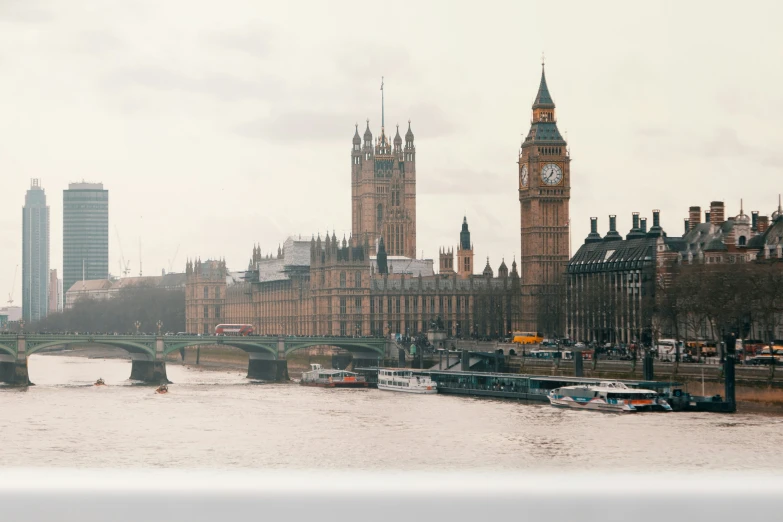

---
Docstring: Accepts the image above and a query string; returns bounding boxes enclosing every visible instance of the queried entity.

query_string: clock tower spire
[518,63,571,336]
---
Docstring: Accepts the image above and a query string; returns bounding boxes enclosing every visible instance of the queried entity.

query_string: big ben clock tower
[518,63,570,335]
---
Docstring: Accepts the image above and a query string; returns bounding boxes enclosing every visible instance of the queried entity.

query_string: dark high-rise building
[22,179,50,322]
[63,182,109,303]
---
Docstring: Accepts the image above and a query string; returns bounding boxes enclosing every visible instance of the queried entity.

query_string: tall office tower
[22,179,50,322]
[63,182,109,303]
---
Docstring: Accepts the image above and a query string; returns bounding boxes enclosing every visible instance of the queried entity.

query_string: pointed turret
[353,123,361,146]
[363,119,372,147]
[405,120,414,144]
[498,259,508,278]
[394,124,402,146]
[482,257,494,278]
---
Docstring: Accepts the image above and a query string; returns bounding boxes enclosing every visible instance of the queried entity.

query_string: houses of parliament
[185,65,570,339]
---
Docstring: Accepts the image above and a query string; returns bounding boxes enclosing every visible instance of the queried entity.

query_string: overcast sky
[2,0,782,302]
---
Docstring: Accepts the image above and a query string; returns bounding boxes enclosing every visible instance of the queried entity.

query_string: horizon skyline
[2,1,781,301]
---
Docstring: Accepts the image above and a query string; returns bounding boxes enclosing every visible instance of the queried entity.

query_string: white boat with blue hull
[548,381,672,413]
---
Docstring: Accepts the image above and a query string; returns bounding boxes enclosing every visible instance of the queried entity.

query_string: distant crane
[114,226,131,277]
[7,264,18,305]
[168,244,180,274]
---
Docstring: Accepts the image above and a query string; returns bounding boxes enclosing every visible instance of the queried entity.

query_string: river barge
[300,364,368,388]
[355,367,734,412]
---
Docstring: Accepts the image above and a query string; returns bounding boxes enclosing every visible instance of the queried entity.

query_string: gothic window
[413,297,418,313]
[396,298,401,314]
[355,271,361,288]
[340,321,346,337]
[387,298,392,315]
[203,287,209,299]
[340,298,346,315]
[340,272,346,288]
[214,305,221,318]
[379,298,383,314]
[215,287,220,299]
[320,272,325,286]
[203,306,209,319]
[355,297,361,313]
[738,236,747,246]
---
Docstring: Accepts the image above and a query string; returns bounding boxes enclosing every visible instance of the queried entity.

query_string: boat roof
[558,382,658,393]
[304,369,357,375]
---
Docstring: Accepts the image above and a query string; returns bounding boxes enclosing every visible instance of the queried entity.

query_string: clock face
[520,164,528,187]
[541,163,563,185]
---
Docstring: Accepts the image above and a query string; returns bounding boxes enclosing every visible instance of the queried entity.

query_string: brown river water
[3,354,783,471]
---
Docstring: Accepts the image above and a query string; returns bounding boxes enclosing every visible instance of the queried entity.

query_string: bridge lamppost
[157,320,163,336]
[19,320,25,334]
[134,321,141,335]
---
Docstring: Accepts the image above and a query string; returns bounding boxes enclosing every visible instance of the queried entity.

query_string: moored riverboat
[300,364,368,388]
[548,381,671,413]
[378,369,437,394]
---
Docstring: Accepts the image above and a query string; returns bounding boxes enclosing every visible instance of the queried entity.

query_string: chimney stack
[653,209,660,228]
[585,217,602,244]
[604,215,622,241]
[752,211,759,231]
[640,217,648,233]
[705,211,711,223]
[689,206,701,230]
[758,215,769,233]
[710,201,725,225]
[684,218,689,235]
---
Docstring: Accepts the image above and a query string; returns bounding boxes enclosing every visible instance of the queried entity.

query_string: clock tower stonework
[518,65,571,335]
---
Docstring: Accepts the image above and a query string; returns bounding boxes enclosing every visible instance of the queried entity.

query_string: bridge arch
[25,339,156,358]
[0,342,16,358]
[282,339,386,359]
[161,338,278,358]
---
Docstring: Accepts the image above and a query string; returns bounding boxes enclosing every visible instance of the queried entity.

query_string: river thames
[3,354,783,471]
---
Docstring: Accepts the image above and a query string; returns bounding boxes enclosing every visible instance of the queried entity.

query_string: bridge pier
[129,354,170,384]
[0,357,30,386]
[247,352,288,381]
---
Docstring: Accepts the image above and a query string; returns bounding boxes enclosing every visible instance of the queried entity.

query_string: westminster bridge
[0,333,391,385]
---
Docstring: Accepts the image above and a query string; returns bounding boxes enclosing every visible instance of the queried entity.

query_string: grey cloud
[211,26,273,58]
[0,0,53,23]
[419,168,506,195]
[700,128,750,157]
[408,103,456,138]
[234,111,356,142]
[69,31,125,54]
[334,43,412,80]
[105,66,284,101]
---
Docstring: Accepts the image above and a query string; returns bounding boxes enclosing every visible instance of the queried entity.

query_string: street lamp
[19,320,25,334]
[157,320,163,336]
[134,321,141,335]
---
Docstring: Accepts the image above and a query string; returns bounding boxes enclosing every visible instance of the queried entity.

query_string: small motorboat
[94,378,106,386]
[155,384,168,394]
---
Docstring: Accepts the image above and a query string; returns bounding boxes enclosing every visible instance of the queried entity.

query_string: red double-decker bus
[215,324,254,336]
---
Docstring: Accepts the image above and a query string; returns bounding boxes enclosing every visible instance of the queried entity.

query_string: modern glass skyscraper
[63,182,109,304]
[22,179,50,322]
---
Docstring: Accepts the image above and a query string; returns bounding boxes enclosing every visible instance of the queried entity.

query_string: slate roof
[525,122,564,143]
[568,237,657,274]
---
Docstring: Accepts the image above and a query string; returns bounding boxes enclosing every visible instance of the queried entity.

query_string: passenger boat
[378,369,437,394]
[547,381,671,413]
[300,364,368,388]
[94,378,106,386]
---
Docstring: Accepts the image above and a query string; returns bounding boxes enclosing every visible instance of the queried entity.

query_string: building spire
[532,61,554,109]
[380,76,385,129]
